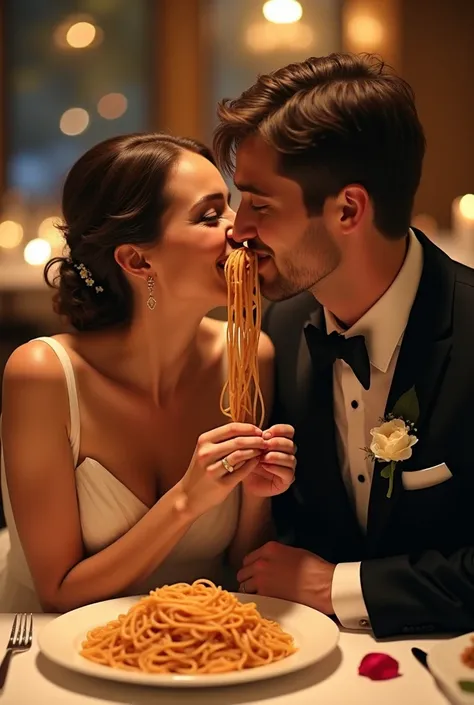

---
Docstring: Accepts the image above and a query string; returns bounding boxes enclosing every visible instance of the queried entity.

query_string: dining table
[0,613,456,705]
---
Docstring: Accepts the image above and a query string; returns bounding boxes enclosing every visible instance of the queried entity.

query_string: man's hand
[237,541,335,614]
[241,424,296,497]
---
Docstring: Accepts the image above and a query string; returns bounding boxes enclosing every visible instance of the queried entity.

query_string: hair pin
[73,262,104,294]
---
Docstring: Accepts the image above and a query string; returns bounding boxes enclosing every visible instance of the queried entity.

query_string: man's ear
[339,185,369,231]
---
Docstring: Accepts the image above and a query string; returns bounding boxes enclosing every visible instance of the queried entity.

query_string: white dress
[0,337,240,612]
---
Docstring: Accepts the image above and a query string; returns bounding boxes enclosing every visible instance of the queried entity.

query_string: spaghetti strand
[220,248,265,427]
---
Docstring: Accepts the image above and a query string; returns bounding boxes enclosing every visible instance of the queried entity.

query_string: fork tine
[27,614,33,646]
[14,614,25,647]
[21,614,28,647]
[8,615,18,645]
[7,613,33,649]
[15,614,24,647]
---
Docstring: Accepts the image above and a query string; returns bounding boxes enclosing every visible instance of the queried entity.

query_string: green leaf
[458,680,474,693]
[391,386,420,424]
[380,466,391,479]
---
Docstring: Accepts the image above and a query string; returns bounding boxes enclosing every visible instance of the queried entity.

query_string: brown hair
[45,133,215,331]
[214,53,426,239]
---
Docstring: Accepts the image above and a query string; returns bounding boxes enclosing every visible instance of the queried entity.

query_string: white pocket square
[402,462,453,490]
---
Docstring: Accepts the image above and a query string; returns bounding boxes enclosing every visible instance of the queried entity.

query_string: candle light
[262,0,303,24]
[452,194,474,238]
[24,238,51,266]
[0,220,24,250]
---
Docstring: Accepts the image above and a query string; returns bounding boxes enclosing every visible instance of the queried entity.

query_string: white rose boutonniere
[366,386,420,498]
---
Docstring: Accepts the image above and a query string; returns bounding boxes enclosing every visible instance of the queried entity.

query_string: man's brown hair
[214,53,426,239]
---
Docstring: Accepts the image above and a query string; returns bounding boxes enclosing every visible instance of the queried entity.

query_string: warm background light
[97,93,128,120]
[246,21,313,53]
[59,108,90,136]
[459,194,474,221]
[411,213,438,236]
[66,21,96,49]
[0,220,24,249]
[262,0,303,25]
[347,14,384,51]
[53,16,103,51]
[24,238,51,266]
[38,217,64,248]
[452,194,474,234]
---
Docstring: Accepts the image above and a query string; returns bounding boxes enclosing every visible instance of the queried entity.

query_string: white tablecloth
[0,614,453,705]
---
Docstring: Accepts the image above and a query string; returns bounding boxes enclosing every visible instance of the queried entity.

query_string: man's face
[233,135,341,301]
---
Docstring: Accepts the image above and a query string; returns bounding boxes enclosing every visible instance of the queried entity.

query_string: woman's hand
[241,423,296,497]
[177,422,267,516]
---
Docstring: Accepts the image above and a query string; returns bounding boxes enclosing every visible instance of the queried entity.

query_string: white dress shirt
[329,230,423,629]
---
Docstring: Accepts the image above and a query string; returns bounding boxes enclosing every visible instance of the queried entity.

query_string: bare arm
[2,343,264,612]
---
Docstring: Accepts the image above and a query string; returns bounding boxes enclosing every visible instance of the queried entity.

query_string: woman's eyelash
[201,212,221,223]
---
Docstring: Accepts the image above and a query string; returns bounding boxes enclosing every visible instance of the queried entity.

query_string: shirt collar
[324,229,424,373]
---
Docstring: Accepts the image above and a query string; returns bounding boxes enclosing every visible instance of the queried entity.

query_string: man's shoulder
[433,254,474,349]
[453,259,474,291]
[425,232,474,292]
[448,258,474,326]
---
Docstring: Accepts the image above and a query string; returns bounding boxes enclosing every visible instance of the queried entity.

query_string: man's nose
[230,206,257,244]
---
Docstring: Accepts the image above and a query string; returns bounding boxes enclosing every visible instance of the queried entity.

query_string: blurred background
[0,0,473,420]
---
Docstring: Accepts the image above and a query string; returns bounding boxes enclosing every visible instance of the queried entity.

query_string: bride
[0,133,295,612]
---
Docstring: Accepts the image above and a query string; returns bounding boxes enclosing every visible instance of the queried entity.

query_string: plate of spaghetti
[38,579,339,687]
[427,633,474,704]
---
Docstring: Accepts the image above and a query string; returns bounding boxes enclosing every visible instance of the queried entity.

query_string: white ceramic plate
[428,633,474,704]
[38,593,340,688]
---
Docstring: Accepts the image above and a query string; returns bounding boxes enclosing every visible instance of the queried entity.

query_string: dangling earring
[146,275,156,310]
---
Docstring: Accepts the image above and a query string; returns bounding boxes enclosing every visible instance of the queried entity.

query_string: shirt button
[351,400,359,409]
[357,474,365,483]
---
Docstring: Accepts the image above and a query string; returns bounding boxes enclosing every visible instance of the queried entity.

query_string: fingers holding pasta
[176,422,266,516]
[242,424,297,497]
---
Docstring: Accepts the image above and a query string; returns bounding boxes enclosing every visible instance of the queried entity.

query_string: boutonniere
[365,386,420,498]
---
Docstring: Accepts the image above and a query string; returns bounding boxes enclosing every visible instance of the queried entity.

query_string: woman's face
[148,150,235,309]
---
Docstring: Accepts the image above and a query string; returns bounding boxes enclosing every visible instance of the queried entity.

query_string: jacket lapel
[366,233,454,553]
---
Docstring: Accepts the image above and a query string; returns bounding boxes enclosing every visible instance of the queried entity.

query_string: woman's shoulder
[3,336,73,387]
[2,338,72,426]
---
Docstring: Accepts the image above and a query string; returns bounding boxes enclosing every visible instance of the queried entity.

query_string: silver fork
[0,614,33,689]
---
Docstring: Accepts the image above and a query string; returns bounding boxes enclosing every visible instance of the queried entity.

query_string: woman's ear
[114,244,151,280]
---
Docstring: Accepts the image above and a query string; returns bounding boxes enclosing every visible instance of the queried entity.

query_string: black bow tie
[304,323,371,390]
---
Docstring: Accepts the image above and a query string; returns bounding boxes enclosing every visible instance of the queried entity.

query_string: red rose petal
[358,652,401,681]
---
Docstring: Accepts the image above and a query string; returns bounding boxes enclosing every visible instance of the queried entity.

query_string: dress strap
[34,337,80,466]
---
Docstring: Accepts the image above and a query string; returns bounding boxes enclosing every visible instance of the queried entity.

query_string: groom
[214,52,474,638]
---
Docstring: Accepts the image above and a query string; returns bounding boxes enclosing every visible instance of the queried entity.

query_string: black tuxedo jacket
[264,229,474,638]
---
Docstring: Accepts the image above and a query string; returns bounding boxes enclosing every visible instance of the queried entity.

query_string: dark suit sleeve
[361,548,474,637]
